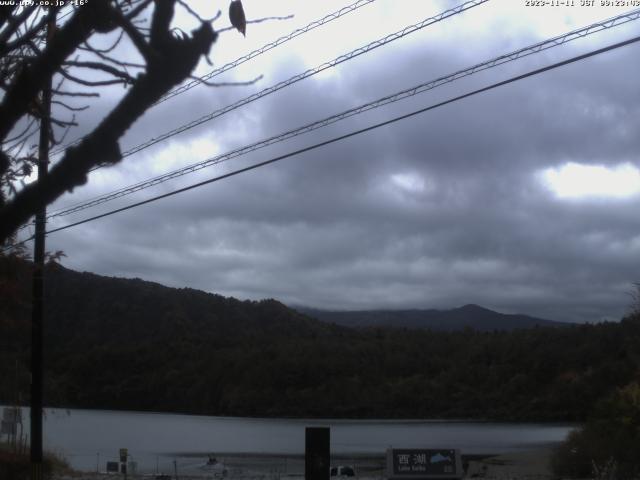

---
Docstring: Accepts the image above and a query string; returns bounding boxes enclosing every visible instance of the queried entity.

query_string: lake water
[5,407,574,475]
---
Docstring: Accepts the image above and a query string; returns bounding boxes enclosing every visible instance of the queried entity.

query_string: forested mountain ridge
[1,258,639,421]
[296,304,568,331]
[44,265,339,347]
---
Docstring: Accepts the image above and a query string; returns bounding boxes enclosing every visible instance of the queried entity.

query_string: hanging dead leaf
[229,0,246,37]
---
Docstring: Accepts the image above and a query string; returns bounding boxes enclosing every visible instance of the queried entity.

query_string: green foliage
[0,449,31,480]
[2,260,640,421]
[0,253,31,405]
[551,381,640,479]
[0,443,70,480]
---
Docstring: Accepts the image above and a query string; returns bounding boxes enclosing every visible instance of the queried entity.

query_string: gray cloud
[43,2,640,325]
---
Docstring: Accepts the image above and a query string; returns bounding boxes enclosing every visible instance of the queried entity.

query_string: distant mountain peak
[296,304,567,332]
[457,303,487,311]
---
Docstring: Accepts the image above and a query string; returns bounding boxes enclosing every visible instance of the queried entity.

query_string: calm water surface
[9,407,573,474]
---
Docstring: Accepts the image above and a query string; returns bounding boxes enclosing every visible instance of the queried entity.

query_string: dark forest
[2,256,639,421]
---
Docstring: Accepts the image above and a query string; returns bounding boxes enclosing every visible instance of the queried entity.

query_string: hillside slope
[1,259,639,421]
[297,304,567,331]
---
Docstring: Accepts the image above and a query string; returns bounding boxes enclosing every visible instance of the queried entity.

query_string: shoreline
[466,448,553,478]
[51,448,553,480]
[1,404,581,425]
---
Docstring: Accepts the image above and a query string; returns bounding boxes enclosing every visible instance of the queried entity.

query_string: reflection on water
[7,407,574,475]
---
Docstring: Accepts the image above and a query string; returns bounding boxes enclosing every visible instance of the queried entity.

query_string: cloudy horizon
[18,0,640,324]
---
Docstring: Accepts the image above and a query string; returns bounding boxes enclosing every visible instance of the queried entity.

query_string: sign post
[386,449,463,480]
[119,448,128,480]
[2,407,22,446]
[305,427,330,480]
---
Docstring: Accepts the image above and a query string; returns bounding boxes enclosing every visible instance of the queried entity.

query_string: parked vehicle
[331,465,356,477]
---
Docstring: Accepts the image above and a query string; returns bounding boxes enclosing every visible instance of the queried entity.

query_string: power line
[157,0,380,105]
[4,31,637,253]
[49,0,380,157]
[45,0,489,218]
[100,0,488,162]
[44,7,640,221]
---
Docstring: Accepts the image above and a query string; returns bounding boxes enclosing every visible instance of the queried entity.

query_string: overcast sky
[29,0,640,323]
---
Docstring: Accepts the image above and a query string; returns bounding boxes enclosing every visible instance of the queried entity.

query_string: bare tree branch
[2,8,54,56]
[0,1,219,242]
[0,5,38,53]
[218,14,294,34]
[49,116,77,129]
[2,117,37,145]
[59,68,129,87]
[0,0,119,140]
[177,0,220,24]
[80,30,125,54]
[111,8,155,63]
[189,73,263,87]
[63,60,136,83]
[90,48,145,69]
[124,0,154,20]
[52,90,100,98]
[51,100,89,112]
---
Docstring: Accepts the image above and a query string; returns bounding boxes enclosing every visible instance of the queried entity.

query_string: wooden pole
[30,14,54,480]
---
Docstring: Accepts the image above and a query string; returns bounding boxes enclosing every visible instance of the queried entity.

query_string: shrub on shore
[551,381,640,479]
[0,444,71,480]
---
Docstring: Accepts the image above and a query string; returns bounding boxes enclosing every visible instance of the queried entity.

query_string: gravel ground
[53,449,554,480]
[465,449,553,479]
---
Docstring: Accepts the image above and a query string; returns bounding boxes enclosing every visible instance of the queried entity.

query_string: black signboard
[387,449,462,479]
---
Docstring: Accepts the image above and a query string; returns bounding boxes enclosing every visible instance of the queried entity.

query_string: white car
[331,465,356,477]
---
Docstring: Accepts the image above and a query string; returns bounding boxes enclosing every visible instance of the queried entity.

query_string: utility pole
[31,13,55,480]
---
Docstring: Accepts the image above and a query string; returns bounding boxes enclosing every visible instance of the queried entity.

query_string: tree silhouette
[0,0,238,244]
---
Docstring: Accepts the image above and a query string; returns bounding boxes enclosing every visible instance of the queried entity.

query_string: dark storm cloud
[46,3,640,324]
